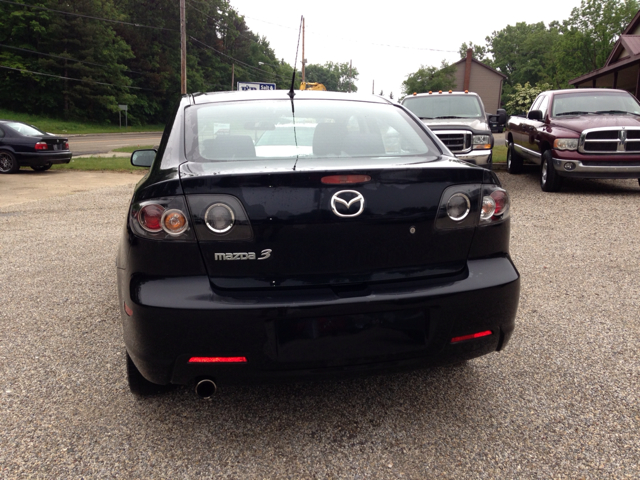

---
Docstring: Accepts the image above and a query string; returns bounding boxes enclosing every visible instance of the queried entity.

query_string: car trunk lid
[180,159,484,289]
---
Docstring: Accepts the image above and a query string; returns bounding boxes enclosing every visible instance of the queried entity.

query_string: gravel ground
[1,170,639,478]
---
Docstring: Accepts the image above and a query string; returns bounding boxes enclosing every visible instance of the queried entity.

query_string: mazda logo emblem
[331,190,365,218]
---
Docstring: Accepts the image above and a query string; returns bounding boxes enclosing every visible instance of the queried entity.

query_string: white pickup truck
[401,91,506,169]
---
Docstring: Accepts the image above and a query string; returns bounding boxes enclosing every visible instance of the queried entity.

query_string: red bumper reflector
[124,302,133,316]
[451,330,492,344]
[321,174,371,185]
[188,356,247,363]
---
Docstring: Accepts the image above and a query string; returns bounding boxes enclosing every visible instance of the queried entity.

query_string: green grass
[0,109,164,135]
[112,145,156,153]
[493,144,507,163]
[50,156,145,172]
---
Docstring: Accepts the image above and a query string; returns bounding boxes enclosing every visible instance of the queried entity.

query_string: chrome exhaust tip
[195,378,217,399]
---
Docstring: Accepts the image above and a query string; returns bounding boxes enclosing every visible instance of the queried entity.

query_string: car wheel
[506,142,522,174]
[31,163,52,172]
[126,351,174,396]
[0,151,19,174]
[540,151,563,192]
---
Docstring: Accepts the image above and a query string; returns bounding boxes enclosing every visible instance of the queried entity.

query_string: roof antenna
[288,15,303,100]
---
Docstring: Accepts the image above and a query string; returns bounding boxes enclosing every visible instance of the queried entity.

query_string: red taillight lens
[491,190,508,216]
[451,330,492,344]
[321,175,371,185]
[64,142,70,150]
[138,204,165,232]
[188,357,247,363]
[35,142,48,150]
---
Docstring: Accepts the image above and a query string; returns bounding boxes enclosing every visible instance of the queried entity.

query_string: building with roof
[449,49,507,114]
[569,10,640,95]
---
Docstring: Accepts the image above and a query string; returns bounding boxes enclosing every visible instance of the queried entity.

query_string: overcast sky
[229,0,580,97]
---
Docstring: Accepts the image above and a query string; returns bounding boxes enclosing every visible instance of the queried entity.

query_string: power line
[0,0,178,32]
[0,43,150,75]
[0,65,160,91]
[188,36,289,82]
[240,13,458,53]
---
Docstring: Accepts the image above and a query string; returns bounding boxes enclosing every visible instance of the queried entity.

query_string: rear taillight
[436,183,510,230]
[139,204,165,232]
[35,142,48,150]
[186,194,254,241]
[130,197,194,240]
[480,186,509,223]
[64,142,70,150]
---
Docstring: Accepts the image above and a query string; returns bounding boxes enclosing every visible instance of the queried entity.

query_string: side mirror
[497,109,507,124]
[131,149,156,168]
[527,110,543,121]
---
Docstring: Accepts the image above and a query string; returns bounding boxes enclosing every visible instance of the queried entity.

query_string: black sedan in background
[0,120,72,173]
[117,90,520,398]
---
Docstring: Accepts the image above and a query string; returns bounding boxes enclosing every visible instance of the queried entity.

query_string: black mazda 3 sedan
[0,120,72,173]
[117,90,520,397]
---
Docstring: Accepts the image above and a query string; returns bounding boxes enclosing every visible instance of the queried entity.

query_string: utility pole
[231,63,235,90]
[301,16,306,83]
[180,0,187,94]
[372,79,374,95]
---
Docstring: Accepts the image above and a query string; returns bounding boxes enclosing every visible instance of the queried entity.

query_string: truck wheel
[540,151,563,192]
[0,151,19,174]
[126,351,174,396]
[506,142,523,174]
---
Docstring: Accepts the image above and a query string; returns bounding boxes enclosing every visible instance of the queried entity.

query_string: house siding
[452,62,504,113]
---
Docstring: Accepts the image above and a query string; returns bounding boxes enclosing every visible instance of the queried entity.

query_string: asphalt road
[1,171,639,478]
[69,132,162,156]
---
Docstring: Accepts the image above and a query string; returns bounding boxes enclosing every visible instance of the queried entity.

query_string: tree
[504,82,552,115]
[305,61,358,92]
[401,60,456,95]
[551,0,638,86]
[389,92,394,100]
[458,42,487,61]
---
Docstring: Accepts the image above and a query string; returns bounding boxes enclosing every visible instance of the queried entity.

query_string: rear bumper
[16,151,72,166]
[118,256,520,386]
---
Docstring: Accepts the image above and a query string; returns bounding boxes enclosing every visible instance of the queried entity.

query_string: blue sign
[237,82,276,91]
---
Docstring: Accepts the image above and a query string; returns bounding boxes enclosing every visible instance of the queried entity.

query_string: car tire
[126,351,174,396]
[31,163,52,172]
[540,151,563,192]
[0,151,19,174]
[506,142,523,174]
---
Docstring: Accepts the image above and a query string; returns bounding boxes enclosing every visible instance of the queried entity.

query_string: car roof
[547,88,631,96]
[403,91,480,99]
[190,90,394,105]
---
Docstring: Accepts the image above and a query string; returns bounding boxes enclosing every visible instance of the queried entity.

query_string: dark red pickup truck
[505,88,640,191]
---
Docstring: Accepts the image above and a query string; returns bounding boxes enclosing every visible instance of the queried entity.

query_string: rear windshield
[184,99,436,162]
[4,122,45,136]
[402,95,484,119]
[551,91,640,116]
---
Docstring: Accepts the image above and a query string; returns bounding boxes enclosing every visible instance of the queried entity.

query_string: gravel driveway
[1,171,638,478]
